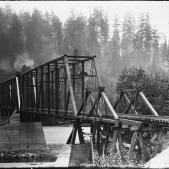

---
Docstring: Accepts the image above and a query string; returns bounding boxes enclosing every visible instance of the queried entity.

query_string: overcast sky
[0,1,169,41]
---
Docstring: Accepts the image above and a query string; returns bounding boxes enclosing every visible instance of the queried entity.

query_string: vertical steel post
[26,73,29,112]
[31,71,34,111]
[46,72,48,110]
[41,67,44,112]
[32,76,36,106]
[21,75,24,109]
[72,64,75,91]
[55,61,59,114]
[16,76,21,111]
[47,64,50,114]
[81,61,85,101]
[36,69,38,112]
[9,84,11,109]
[51,70,54,109]
[64,66,67,113]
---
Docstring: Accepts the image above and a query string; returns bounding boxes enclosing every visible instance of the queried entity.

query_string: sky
[0,1,169,41]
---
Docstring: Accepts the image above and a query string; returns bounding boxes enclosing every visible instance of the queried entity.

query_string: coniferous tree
[8,14,23,69]
[121,13,135,68]
[87,9,109,60]
[160,39,168,61]
[51,13,63,55]
[134,13,154,69]
[87,12,100,57]
[26,9,44,65]
[151,29,160,73]
[0,10,8,62]
[63,13,87,55]
[110,15,121,76]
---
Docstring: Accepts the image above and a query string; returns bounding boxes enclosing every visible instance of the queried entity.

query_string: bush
[81,136,162,167]
[116,67,169,115]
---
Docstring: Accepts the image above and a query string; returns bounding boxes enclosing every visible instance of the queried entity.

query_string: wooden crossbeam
[120,119,143,128]
[87,93,100,117]
[89,95,102,117]
[123,96,136,114]
[139,91,158,116]
[101,91,119,120]
[124,93,138,115]
[77,90,90,116]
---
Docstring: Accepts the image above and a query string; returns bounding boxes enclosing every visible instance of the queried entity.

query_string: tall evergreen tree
[121,13,135,68]
[8,14,23,69]
[63,13,87,55]
[87,8,109,58]
[160,39,168,61]
[0,9,8,62]
[150,29,159,73]
[110,15,121,76]
[134,13,153,68]
[26,9,44,65]
[51,13,63,55]
[19,12,31,52]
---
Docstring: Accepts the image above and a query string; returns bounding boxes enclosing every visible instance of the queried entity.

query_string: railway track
[118,114,169,126]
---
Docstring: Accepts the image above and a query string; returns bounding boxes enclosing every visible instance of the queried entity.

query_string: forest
[0,6,169,90]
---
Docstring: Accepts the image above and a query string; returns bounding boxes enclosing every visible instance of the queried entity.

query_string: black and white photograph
[0,1,169,168]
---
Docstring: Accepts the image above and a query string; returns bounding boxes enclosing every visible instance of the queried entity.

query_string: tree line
[0,6,169,84]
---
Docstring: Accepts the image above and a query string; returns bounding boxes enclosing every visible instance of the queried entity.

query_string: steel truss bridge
[0,55,169,162]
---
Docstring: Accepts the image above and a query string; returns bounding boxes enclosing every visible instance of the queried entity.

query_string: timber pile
[69,143,91,166]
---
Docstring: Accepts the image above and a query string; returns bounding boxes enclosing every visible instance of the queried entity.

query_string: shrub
[116,67,169,115]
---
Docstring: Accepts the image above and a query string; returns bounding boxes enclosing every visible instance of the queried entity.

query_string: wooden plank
[69,144,91,166]
[55,144,72,167]
[120,119,143,128]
